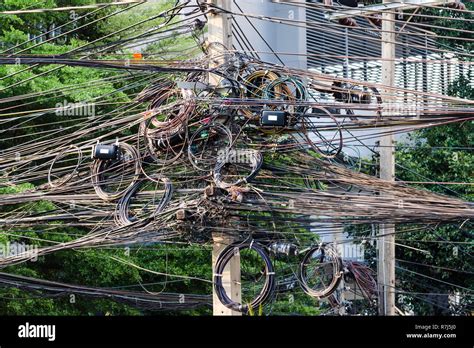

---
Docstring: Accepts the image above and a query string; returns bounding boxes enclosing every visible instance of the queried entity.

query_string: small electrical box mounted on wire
[260,110,288,127]
[93,143,118,160]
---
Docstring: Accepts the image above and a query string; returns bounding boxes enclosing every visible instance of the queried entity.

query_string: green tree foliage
[397,75,473,200]
[430,3,474,53]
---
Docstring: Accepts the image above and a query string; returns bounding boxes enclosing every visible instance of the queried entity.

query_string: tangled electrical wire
[91,142,141,201]
[213,240,275,313]
[299,243,344,299]
[114,177,173,226]
[0,272,211,311]
[344,261,378,302]
[0,0,473,315]
[213,241,360,312]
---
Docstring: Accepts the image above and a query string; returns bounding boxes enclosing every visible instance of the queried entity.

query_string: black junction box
[260,110,288,127]
[93,144,118,160]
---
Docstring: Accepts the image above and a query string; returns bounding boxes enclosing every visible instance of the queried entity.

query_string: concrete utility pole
[206,0,242,316]
[377,0,396,316]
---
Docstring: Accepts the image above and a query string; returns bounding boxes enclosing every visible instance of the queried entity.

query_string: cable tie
[213,273,222,277]
[249,240,254,249]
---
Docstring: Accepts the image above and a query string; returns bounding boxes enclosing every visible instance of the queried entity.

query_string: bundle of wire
[299,244,344,298]
[213,240,275,313]
[344,261,378,302]
[91,142,141,201]
[0,272,210,311]
[114,177,173,226]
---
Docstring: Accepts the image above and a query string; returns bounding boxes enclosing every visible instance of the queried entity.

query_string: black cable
[213,240,275,313]
[115,177,173,226]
